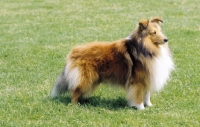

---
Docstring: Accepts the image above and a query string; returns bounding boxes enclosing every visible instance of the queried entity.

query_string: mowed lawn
[0,0,200,126]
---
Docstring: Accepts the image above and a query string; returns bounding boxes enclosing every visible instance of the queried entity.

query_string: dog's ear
[139,19,149,30]
[150,17,163,24]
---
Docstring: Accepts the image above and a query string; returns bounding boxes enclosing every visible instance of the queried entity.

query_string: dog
[51,17,174,110]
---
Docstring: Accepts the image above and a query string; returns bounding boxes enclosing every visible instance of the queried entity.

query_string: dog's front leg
[144,91,153,107]
[126,83,145,110]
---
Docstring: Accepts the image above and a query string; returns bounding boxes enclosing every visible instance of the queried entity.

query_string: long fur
[51,17,174,110]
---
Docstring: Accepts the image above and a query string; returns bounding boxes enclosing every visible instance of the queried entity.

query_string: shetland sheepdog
[51,17,174,110]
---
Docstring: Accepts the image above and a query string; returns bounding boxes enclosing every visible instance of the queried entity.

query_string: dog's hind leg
[71,81,99,103]
[71,68,99,103]
[71,87,82,103]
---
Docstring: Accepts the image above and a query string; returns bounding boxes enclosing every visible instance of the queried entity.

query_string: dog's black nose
[164,38,168,42]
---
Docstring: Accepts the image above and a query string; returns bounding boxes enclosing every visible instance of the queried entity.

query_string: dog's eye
[150,31,156,35]
[151,31,156,35]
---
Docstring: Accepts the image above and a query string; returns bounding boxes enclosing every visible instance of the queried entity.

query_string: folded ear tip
[151,17,163,23]
[154,16,162,20]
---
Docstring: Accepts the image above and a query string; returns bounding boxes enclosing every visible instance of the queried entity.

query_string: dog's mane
[125,28,155,62]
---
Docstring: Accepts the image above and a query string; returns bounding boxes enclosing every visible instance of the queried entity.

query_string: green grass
[0,0,200,126]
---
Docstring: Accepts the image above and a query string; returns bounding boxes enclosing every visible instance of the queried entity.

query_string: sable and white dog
[51,17,174,110]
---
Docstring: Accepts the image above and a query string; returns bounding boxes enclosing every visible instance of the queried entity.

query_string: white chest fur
[149,46,174,92]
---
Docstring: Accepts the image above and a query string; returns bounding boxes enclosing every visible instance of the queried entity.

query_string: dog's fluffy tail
[51,67,68,98]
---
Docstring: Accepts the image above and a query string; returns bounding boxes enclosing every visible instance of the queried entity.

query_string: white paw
[144,91,152,107]
[128,101,145,110]
[135,103,145,110]
[144,101,153,107]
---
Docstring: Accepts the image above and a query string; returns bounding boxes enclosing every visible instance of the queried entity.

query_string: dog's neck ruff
[149,45,174,92]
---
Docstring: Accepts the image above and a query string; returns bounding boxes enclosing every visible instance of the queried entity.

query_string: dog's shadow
[52,95,128,110]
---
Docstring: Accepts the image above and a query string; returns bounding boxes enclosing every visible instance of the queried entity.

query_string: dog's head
[138,17,168,45]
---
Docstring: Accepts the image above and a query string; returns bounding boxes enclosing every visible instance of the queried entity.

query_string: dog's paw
[135,103,145,110]
[128,101,145,110]
[144,101,153,107]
